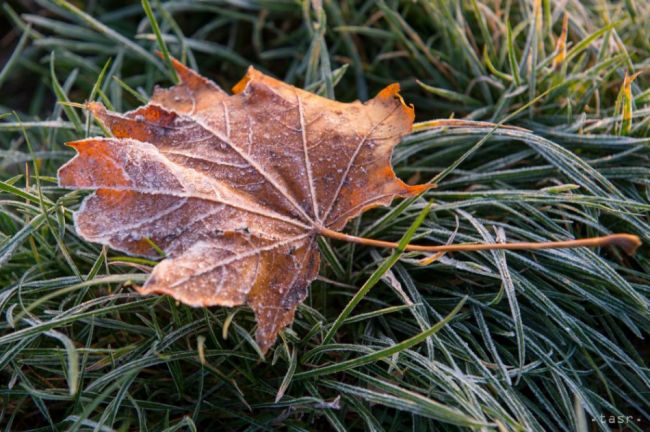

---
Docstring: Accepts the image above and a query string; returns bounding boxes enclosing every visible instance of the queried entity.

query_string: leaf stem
[318,227,641,255]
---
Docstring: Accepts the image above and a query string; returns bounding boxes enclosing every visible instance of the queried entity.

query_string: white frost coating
[161,149,248,169]
[321,104,402,224]
[181,109,315,224]
[75,136,311,230]
[95,198,189,238]
[246,115,254,154]
[222,101,231,139]
[163,233,309,289]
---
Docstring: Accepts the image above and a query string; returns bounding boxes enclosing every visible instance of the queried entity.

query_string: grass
[0,0,649,430]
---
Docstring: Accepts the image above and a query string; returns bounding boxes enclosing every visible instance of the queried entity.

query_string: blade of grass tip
[47,67,78,157]
[621,71,641,136]
[5,173,24,185]
[325,368,487,428]
[0,212,48,267]
[53,0,162,70]
[322,202,432,345]
[144,237,166,258]
[141,0,179,84]
[483,46,513,82]
[222,310,237,340]
[50,53,83,133]
[85,247,106,281]
[85,58,112,135]
[573,393,589,432]
[74,247,107,304]
[506,19,521,86]
[88,59,113,104]
[275,348,297,402]
[0,24,31,91]
[42,326,80,396]
[16,112,83,280]
[307,64,348,96]
[552,14,569,69]
[296,295,466,380]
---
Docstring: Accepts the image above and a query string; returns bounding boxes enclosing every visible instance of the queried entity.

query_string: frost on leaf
[58,58,426,353]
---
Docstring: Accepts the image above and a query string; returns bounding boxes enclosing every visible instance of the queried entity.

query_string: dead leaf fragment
[552,14,569,69]
[58,58,425,353]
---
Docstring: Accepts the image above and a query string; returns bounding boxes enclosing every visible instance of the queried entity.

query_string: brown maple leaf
[58,59,641,353]
[58,58,428,352]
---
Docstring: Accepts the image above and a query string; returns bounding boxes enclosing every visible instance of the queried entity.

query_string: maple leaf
[58,58,428,352]
[58,59,641,354]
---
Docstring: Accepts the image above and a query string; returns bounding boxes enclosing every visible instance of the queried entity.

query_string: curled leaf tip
[64,139,84,149]
[376,83,415,122]
[405,182,434,196]
[232,67,258,94]
[377,82,401,98]
[612,234,642,255]
[85,101,104,114]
